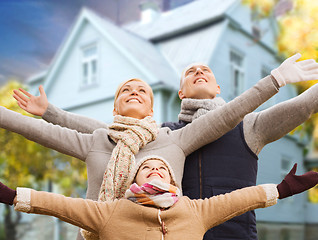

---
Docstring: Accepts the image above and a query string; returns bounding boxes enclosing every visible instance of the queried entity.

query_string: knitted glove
[271,53,318,87]
[277,163,318,199]
[0,182,16,205]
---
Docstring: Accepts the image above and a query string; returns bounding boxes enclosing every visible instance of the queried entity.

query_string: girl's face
[113,80,153,119]
[135,159,171,186]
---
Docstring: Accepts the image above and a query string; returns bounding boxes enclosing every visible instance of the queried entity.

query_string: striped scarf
[125,180,180,208]
[81,115,158,240]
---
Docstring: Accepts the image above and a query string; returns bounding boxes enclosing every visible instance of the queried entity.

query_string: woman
[2,155,318,240]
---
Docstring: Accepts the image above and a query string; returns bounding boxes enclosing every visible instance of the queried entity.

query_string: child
[1,155,318,240]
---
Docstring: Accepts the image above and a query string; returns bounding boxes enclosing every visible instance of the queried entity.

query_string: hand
[0,182,16,205]
[271,53,318,87]
[13,85,49,116]
[277,163,318,199]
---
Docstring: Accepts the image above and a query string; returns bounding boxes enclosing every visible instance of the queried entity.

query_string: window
[280,229,290,240]
[252,25,261,41]
[258,229,267,240]
[280,157,294,202]
[281,157,293,180]
[81,44,98,87]
[308,167,318,203]
[230,50,245,97]
[259,66,275,109]
[261,66,270,79]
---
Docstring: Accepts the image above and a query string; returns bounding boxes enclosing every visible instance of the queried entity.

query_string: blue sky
[0,0,149,85]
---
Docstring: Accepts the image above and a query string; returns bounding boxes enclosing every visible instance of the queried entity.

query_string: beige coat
[15,184,278,240]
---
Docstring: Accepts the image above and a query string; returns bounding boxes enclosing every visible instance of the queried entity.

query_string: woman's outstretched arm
[13,86,108,134]
[0,106,93,161]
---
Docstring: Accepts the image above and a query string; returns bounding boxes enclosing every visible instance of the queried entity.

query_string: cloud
[0,55,48,82]
[0,0,157,86]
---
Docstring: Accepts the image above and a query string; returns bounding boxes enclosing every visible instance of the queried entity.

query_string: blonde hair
[114,78,154,107]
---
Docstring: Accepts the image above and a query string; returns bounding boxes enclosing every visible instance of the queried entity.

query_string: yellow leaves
[277,0,318,60]
[243,0,318,61]
[308,168,318,203]
[243,0,318,148]
[277,0,318,153]
[312,116,318,146]
[0,80,87,195]
[242,0,277,18]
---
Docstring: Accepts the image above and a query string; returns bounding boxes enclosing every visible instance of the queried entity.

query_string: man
[162,55,318,239]
[13,54,318,240]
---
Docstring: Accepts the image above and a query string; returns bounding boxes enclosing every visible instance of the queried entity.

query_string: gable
[39,8,178,110]
[44,20,161,109]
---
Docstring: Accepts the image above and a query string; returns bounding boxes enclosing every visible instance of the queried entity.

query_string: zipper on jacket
[199,152,202,199]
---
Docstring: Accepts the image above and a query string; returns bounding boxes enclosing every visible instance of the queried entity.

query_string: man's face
[135,159,171,186]
[178,63,220,99]
[113,80,153,119]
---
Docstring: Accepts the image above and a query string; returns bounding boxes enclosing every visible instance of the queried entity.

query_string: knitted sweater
[15,184,278,240]
[0,76,278,201]
[45,79,318,157]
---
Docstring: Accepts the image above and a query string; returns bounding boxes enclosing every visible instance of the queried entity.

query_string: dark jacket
[162,120,258,240]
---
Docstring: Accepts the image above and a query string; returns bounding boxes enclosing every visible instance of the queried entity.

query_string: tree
[242,0,318,203]
[0,80,87,240]
[242,0,318,145]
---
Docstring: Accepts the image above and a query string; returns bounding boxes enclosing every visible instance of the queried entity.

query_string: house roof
[158,20,226,74]
[124,0,237,40]
[35,7,179,92]
[29,1,237,91]
[86,8,179,89]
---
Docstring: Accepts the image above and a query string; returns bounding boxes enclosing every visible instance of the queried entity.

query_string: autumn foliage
[242,0,318,203]
[0,80,87,195]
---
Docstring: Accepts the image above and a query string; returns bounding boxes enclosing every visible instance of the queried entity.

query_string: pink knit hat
[127,155,178,187]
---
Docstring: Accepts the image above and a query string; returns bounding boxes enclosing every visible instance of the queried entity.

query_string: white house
[22,0,316,239]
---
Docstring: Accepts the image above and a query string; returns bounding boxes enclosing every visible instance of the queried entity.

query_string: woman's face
[113,80,153,119]
[135,159,171,186]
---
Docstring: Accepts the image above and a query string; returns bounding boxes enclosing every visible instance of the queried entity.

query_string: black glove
[0,182,16,205]
[277,163,318,199]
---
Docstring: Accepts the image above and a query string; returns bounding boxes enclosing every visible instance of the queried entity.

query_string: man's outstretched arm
[244,82,318,155]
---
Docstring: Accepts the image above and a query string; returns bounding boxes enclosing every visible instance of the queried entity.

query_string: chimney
[139,1,160,24]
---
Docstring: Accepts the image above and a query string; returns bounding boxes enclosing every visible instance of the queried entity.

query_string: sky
[0,0,162,85]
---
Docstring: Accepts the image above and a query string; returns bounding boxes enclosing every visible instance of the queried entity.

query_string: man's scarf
[178,97,226,122]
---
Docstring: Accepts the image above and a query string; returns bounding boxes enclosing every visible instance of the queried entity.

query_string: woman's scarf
[125,179,180,208]
[98,115,158,201]
[81,115,158,240]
